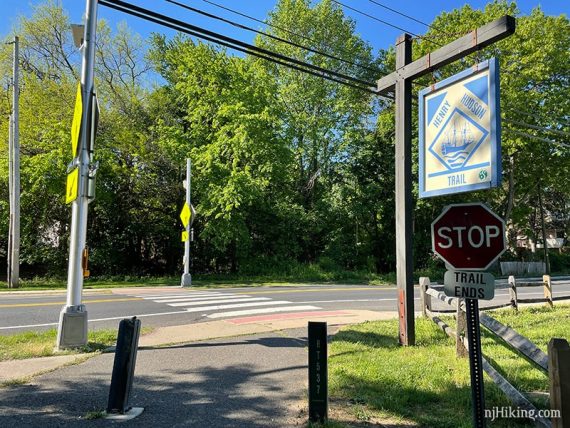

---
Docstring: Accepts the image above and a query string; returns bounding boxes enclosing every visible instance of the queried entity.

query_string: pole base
[180,273,192,287]
[105,407,144,421]
[56,305,88,350]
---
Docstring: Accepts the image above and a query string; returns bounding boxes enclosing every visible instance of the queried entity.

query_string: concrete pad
[139,320,270,347]
[0,354,87,384]
[105,407,145,421]
[139,310,398,347]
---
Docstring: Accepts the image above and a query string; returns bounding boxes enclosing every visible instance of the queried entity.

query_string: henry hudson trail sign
[419,58,501,198]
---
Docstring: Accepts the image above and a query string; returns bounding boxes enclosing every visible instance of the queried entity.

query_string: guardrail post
[456,298,467,358]
[508,275,518,311]
[548,338,570,427]
[543,275,553,308]
[419,277,431,317]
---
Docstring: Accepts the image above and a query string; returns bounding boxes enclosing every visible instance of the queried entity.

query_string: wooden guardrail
[419,277,570,427]
[509,275,553,310]
[479,312,548,372]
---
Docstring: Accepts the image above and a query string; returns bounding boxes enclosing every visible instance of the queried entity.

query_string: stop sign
[431,203,506,270]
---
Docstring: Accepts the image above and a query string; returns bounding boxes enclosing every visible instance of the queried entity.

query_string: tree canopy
[1,0,568,279]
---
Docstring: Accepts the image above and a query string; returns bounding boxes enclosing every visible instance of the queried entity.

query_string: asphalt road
[1,278,569,334]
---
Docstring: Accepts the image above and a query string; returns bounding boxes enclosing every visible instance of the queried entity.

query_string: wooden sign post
[376,16,516,346]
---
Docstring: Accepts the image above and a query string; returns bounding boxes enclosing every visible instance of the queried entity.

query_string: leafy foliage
[0,1,568,278]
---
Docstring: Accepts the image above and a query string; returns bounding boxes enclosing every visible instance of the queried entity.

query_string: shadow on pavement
[0,335,308,427]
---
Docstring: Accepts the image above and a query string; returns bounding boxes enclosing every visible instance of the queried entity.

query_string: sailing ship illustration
[441,120,474,168]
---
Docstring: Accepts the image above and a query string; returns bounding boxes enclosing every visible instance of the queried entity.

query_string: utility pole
[181,158,192,287]
[57,0,98,349]
[7,36,20,289]
[376,16,515,346]
[7,114,12,287]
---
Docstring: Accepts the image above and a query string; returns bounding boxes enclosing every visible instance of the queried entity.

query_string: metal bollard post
[308,321,328,424]
[107,317,142,417]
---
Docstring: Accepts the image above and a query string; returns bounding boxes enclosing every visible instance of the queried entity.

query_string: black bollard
[107,316,141,414]
[308,321,328,424]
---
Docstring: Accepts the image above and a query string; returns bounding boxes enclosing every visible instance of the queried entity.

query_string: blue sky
[1,0,568,55]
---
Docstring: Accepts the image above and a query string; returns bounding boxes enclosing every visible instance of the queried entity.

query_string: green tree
[150,36,292,272]
[410,1,570,265]
[254,0,386,269]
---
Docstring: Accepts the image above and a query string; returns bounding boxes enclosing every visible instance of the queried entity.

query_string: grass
[0,270,400,292]
[0,328,119,361]
[327,305,570,427]
[83,409,106,420]
[0,263,567,291]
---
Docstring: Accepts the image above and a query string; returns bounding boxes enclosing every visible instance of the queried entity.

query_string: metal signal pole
[181,158,192,287]
[7,36,20,289]
[57,0,98,349]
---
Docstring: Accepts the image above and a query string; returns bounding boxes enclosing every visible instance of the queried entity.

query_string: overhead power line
[505,107,570,128]
[503,128,570,149]
[331,0,417,36]
[367,0,431,28]
[196,0,385,75]
[503,118,570,139]
[99,0,386,96]
[165,0,382,75]
[330,0,441,47]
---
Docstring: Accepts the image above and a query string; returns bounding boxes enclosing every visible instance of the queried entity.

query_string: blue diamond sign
[419,58,501,198]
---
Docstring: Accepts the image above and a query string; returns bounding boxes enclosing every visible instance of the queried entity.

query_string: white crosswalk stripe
[136,293,225,299]
[128,290,323,319]
[169,297,271,307]
[182,300,293,313]
[207,305,320,319]
[153,295,248,303]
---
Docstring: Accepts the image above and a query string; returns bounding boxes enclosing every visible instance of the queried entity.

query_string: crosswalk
[130,290,322,320]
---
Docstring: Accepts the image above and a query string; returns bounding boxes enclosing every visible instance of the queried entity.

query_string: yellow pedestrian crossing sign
[71,83,82,157]
[180,203,191,228]
[66,167,79,204]
[181,231,188,242]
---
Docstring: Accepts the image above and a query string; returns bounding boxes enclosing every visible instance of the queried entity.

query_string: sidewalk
[0,310,397,427]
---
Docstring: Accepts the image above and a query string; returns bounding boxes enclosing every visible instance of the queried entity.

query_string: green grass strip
[328,305,570,427]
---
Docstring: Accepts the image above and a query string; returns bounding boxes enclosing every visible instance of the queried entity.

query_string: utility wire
[504,128,570,149]
[330,0,441,47]
[101,0,375,89]
[367,0,431,29]
[503,118,570,139]
[331,0,416,35]
[165,0,382,75]
[99,0,386,97]
[197,0,386,75]
[505,107,570,128]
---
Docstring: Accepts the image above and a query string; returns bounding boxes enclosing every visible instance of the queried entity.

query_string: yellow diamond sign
[71,83,82,157]
[66,167,79,204]
[180,203,191,228]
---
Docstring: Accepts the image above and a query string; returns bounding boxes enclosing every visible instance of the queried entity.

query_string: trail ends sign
[431,203,506,270]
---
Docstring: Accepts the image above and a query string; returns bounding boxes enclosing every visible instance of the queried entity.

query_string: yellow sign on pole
[66,167,79,204]
[71,83,82,157]
[180,203,191,228]
[181,231,188,242]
